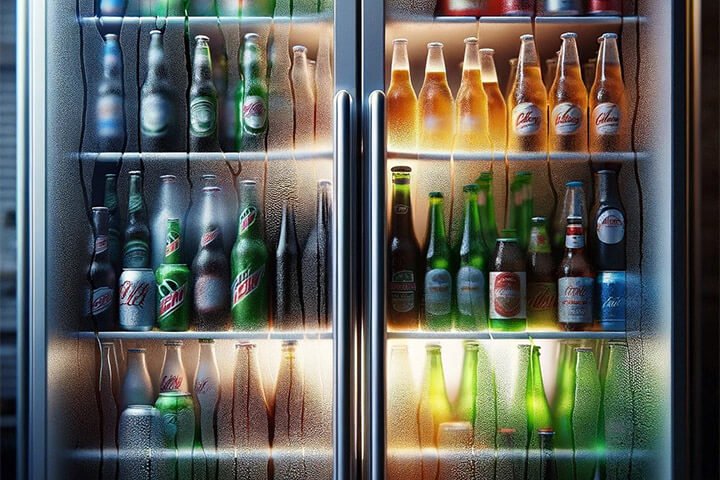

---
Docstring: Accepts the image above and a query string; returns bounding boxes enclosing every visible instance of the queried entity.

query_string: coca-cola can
[119,268,156,331]
[588,0,621,15]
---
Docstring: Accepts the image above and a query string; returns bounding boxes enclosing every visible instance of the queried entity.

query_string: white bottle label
[141,93,171,136]
[592,102,620,135]
[190,96,217,137]
[489,271,526,319]
[596,209,625,244]
[242,95,267,131]
[565,233,585,249]
[512,102,542,136]
[558,276,593,323]
[425,268,452,316]
[456,266,485,316]
[552,102,583,135]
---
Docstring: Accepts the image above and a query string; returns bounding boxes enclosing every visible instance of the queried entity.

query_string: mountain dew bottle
[155,218,191,331]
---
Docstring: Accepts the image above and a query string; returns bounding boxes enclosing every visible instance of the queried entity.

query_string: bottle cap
[195,35,210,42]
[427,41,443,49]
[566,215,582,224]
[566,180,583,187]
[160,174,177,182]
[244,32,260,41]
[463,184,479,193]
[561,32,578,40]
[150,29,162,36]
[293,45,308,54]
[236,341,256,349]
[393,38,408,44]
[479,48,495,55]
[391,166,412,173]
[429,191,443,199]
[164,340,183,346]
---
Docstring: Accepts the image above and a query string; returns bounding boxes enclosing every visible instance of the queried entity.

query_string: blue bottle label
[596,271,626,326]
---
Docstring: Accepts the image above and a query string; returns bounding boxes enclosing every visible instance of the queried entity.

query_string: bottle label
[123,240,149,268]
[424,268,452,316]
[165,231,180,257]
[190,96,217,137]
[489,271,526,319]
[97,94,123,140]
[565,226,585,248]
[239,207,257,234]
[95,235,108,254]
[592,103,620,135]
[242,95,267,131]
[552,102,583,135]
[596,271,626,323]
[232,265,265,306]
[119,280,151,307]
[200,228,220,248]
[596,209,625,245]
[141,93,170,136]
[128,193,144,214]
[527,281,557,314]
[194,376,217,395]
[390,270,416,313]
[160,374,184,392]
[91,287,114,316]
[558,276,593,323]
[158,280,187,319]
[393,204,409,215]
[457,266,485,316]
[512,102,542,136]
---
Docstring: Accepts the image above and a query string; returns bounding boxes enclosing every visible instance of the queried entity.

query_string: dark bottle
[527,217,557,330]
[123,171,150,268]
[538,428,558,480]
[236,33,268,152]
[489,236,527,332]
[192,186,231,330]
[387,166,421,331]
[189,35,220,152]
[90,207,117,331]
[140,30,179,152]
[590,170,626,330]
[557,216,594,330]
[302,180,332,330]
[276,201,304,330]
[96,33,125,152]
[103,173,122,276]
[423,192,452,331]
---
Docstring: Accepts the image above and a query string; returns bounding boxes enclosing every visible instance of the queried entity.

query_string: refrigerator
[19,0,688,479]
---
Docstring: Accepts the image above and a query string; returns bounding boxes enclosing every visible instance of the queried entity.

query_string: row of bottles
[435,0,625,16]
[96,0,332,17]
[95,28,332,152]
[90,172,331,332]
[387,32,628,154]
[387,340,633,480]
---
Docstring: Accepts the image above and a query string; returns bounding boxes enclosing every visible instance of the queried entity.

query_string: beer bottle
[423,192,452,330]
[189,35,220,152]
[387,344,422,479]
[591,170,626,330]
[123,171,150,268]
[590,33,629,157]
[193,339,220,480]
[151,175,185,270]
[103,174,122,276]
[315,31,334,149]
[454,37,491,153]
[526,345,553,480]
[418,344,453,444]
[544,55,558,93]
[418,42,455,152]
[455,184,488,331]
[302,180,332,330]
[276,201,304,330]
[538,429,558,480]
[479,49,507,153]
[455,341,479,424]
[231,180,269,331]
[96,34,125,152]
[527,217,557,330]
[236,33,268,152]
[387,38,418,152]
[489,236,527,331]
[291,45,316,148]
[552,181,587,257]
[476,171,498,250]
[156,219,192,331]
[90,207,116,330]
[557,216,594,330]
[549,32,588,152]
[192,187,231,330]
[507,34,547,153]
[572,347,601,480]
[505,57,517,99]
[388,166,422,330]
[140,30,179,152]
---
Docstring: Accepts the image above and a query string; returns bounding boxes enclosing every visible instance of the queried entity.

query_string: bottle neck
[596,173,620,204]
[237,190,263,239]
[597,37,622,83]
[558,38,581,80]
[92,212,109,260]
[163,222,182,264]
[426,200,447,255]
[127,177,146,221]
[241,45,263,82]
[127,352,146,371]
[479,53,499,84]
[461,195,481,243]
[146,39,167,82]
[391,42,410,72]
[424,46,446,77]
[198,344,216,364]
[461,43,481,84]
[390,182,414,234]
[163,346,182,366]
[103,41,121,80]
[528,225,551,254]
[193,46,213,84]
[103,180,118,212]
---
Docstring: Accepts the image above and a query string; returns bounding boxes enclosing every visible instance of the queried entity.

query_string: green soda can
[156,218,191,331]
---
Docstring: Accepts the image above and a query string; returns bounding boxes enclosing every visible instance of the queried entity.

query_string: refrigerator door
[24,0,358,478]
[363,1,685,479]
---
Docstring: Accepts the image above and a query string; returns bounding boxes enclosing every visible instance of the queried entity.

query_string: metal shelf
[387,150,643,163]
[78,150,333,163]
[81,14,333,27]
[386,330,635,340]
[76,330,333,340]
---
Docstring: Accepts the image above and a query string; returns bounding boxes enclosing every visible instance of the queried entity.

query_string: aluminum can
[119,268,156,331]
[544,0,581,15]
[155,392,195,478]
[118,405,172,479]
[155,263,191,331]
[595,271,626,330]
[502,0,534,15]
[588,0,621,15]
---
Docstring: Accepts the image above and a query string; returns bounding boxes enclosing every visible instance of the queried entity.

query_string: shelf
[81,14,333,27]
[387,14,635,25]
[76,330,333,340]
[69,447,332,463]
[78,150,333,163]
[387,150,643,163]
[386,330,635,340]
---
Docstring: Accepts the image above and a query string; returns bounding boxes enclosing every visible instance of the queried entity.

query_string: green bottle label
[190,96,216,137]
[128,193,144,214]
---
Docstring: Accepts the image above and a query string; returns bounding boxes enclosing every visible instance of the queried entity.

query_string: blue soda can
[595,271,626,330]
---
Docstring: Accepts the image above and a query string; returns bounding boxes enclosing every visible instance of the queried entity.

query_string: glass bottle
[479,49,507,153]
[423,192,452,330]
[527,217,557,330]
[454,37,491,153]
[557,216,594,331]
[418,42,455,152]
[507,35,547,153]
[387,38,418,152]
[549,32,588,152]
[454,341,479,424]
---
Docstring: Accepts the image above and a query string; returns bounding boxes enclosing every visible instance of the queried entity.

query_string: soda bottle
[315,30,334,148]
[155,219,192,331]
[190,35,220,152]
[489,236,527,331]
[507,34,547,153]
[549,32,588,152]
[151,174,185,270]
[591,170,626,330]
[276,201,304,330]
[388,166,422,330]
[90,207,116,330]
[418,42,455,152]
[502,0,535,15]
[455,37,491,153]
[266,24,294,151]
[140,30,179,152]
[538,429,558,480]
[543,55,558,93]
[387,39,418,153]
[455,341,479,424]
[602,342,632,478]
[193,339,220,480]
[479,49,507,153]
[103,174,121,276]
[572,347,601,480]
[422,192,452,330]
[455,184,488,331]
[120,347,154,410]
[242,0,275,16]
[236,33,268,152]
[505,57,518,99]
[387,344,422,479]
[552,181,586,257]
[159,340,187,393]
[557,216,594,330]
[231,180,269,331]
[588,0,621,15]
[302,180,332,330]
[526,345,553,480]
[476,171,498,251]
[589,33,629,156]
[291,45,316,148]
[418,344,453,480]
[99,0,127,16]
[96,33,125,152]
[527,217,557,330]
[192,187,231,330]
[272,341,304,478]
[187,179,235,263]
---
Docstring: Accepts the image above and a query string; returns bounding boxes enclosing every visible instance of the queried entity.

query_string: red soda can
[588,0,622,15]
[502,0,535,15]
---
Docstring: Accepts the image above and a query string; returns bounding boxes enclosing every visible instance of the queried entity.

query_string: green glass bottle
[423,192,453,330]
[526,345,553,480]
[602,342,632,480]
[572,347,601,480]
[507,171,533,251]
[418,344,453,445]
[454,184,488,331]
[155,218,191,332]
[553,342,579,480]
[476,171,498,252]
[454,341,479,424]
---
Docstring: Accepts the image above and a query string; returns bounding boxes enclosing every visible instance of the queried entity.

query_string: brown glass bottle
[557,216,594,331]
[388,166,422,330]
